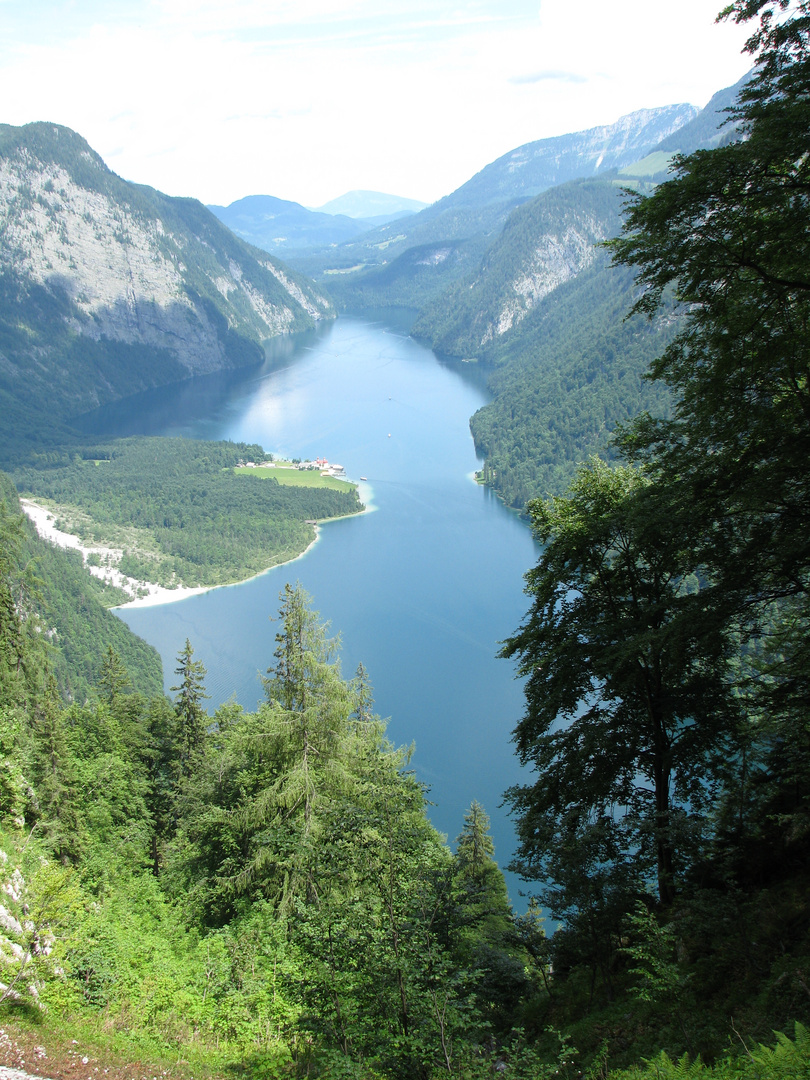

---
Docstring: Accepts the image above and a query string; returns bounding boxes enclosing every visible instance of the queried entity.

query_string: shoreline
[20,499,213,608]
[115,525,325,609]
[19,496,369,610]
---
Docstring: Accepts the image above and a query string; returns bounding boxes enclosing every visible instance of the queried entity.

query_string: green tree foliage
[171,639,209,777]
[610,0,810,849]
[30,675,81,863]
[160,586,533,1076]
[502,460,739,907]
[0,496,37,711]
[0,472,163,701]
[452,801,528,1030]
[468,257,674,506]
[496,1,810,1058]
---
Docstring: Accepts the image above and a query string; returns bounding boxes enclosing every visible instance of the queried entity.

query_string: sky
[0,0,755,209]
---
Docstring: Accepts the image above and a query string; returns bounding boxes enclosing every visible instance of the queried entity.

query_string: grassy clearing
[0,1011,233,1080]
[618,151,675,177]
[236,463,356,493]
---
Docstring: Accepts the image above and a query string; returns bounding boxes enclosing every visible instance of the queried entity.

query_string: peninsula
[13,435,364,605]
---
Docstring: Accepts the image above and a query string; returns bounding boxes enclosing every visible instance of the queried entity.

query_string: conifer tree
[171,639,209,776]
[453,801,526,1030]
[32,674,80,863]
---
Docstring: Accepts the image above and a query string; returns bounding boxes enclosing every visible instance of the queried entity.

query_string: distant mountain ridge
[289,103,701,308]
[208,194,371,253]
[207,190,428,255]
[411,78,751,364]
[403,78,752,506]
[431,103,698,212]
[655,73,750,155]
[313,190,428,220]
[0,122,334,453]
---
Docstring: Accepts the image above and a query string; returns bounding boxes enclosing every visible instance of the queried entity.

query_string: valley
[0,7,809,1077]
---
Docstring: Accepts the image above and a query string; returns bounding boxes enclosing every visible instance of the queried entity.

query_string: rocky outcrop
[480,215,610,344]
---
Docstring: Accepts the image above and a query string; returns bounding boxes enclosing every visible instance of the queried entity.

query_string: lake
[80,313,539,902]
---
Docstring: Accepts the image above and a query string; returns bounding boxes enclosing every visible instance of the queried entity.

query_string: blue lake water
[80,314,539,902]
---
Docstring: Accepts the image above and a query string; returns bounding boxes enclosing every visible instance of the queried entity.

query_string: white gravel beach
[20,500,209,609]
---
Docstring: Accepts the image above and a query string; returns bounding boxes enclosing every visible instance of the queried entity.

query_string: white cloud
[0,0,754,207]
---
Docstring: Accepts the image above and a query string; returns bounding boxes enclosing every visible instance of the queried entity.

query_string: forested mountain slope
[407,74,751,508]
[286,106,698,310]
[413,179,624,358]
[409,177,671,506]
[0,473,162,700]
[470,254,672,507]
[0,123,334,457]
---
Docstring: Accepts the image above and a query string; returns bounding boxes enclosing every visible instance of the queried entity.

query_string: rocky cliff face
[413,178,623,358]
[479,214,610,345]
[0,123,334,431]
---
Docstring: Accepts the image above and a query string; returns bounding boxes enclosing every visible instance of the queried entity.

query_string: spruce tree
[171,639,209,776]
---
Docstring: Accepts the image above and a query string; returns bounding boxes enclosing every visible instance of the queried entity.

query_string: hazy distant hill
[0,123,334,455]
[208,191,429,256]
[208,194,371,253]
[314,190,428,222]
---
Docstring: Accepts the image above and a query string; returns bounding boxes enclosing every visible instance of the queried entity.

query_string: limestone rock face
[479,213,610,345]
[413,177,624,359]
[0,122,335,424]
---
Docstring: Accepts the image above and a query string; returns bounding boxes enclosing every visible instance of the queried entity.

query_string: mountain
[655,72,750,155]
[428,104,697,212]
[412,78,750,369]
[206,192,430,258]
[292,105,698,310]
[407,80,752,506]
[207,194,371,252]
[411,177,674,505]
[413,179,623,357]
[313,190,428,222]
[0,123,334,456]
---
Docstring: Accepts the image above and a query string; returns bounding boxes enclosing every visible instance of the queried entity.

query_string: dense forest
[0,1,809,1078]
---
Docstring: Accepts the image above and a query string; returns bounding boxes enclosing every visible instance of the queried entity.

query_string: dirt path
[0,1028,193,1080]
